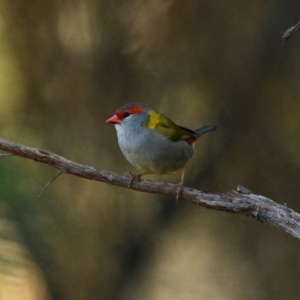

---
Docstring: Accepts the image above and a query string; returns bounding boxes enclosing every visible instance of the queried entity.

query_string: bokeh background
[0,1,300,299]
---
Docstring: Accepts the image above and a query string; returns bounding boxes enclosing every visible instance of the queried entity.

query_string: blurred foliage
[0,0,299,299]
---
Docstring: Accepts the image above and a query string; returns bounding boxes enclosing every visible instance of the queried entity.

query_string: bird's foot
[125,172,142,188]
[174,180,184,201]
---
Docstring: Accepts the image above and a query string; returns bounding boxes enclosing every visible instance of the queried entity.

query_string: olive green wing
[150,113,195,141]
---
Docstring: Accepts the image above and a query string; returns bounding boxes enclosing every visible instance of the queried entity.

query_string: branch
[283,21,300,41]
[0,136,299,239]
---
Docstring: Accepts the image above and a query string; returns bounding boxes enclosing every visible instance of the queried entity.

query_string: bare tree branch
[0,136,299,239]
[283,21,300,41]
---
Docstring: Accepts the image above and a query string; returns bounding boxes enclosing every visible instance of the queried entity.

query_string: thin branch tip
[37,172,64,199]
[283,21,300,41]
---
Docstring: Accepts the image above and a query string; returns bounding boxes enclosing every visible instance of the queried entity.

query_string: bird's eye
[123,112,130,118]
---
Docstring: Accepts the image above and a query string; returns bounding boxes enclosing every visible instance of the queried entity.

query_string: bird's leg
[175,167,185,201]
[127,172,141,188]
[126,171,150,188]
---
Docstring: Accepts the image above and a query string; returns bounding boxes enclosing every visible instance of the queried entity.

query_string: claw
[175,167,186,201]
[126,171,150,188]
[126,172,142,188]
[175,180,184,201]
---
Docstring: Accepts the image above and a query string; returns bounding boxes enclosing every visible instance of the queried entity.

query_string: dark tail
[194,125,217,137]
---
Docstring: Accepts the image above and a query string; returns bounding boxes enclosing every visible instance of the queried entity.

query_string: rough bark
[0,136,299,239]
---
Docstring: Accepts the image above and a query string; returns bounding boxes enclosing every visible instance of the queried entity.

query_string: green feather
[146,110,195,141]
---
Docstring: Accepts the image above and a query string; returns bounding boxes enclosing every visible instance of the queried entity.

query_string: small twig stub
[283,21,300,41]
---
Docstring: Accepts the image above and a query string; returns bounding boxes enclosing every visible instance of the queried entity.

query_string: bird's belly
[117,128,193,174]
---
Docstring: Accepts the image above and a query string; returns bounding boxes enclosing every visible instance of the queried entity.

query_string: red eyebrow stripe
[116,105,143,119]
[126,106,143,114]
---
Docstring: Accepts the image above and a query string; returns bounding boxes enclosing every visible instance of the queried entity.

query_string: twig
[0,136,299,239]
[37,172,64,199]
[283,21,300,41]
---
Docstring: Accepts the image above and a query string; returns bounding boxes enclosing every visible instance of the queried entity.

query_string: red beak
[106,114,121,124]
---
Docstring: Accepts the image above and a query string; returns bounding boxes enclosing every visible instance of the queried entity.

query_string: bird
[106,103,216,199]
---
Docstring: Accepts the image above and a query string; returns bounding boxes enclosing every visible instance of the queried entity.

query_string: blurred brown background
[0,1,299,299]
